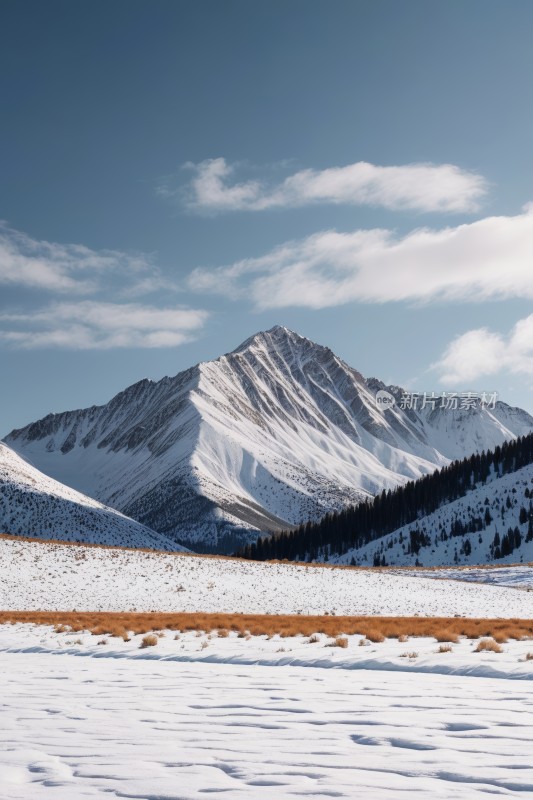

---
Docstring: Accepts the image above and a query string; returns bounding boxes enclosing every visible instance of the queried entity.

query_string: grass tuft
[364,629,385,643]
[333,636,349,648]
[475,637,503,653]
[139,633,158,649]
[434,630,459,643]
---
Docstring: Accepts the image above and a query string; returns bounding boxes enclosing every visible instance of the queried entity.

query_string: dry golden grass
[217,628,229,638]
[525,652,533,660]
[434,630,460,643]
[400,651,419,659]
[475,637,503,653]
[437,643,453,653]
[1,611,533,641]
[398,634,409,643]
[333,636,349,648]
[364,629,386,643]
[139,633,158,648]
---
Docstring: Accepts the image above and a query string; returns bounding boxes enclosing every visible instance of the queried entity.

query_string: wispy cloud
[0,222,165,295]
[0,302,209,350]
[433,315,533,385]
[0,224,206,350]
[188,204,533,309]
[165,157,487,214]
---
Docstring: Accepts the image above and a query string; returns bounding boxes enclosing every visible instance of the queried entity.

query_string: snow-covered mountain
[332,461,533,569]
[0,442,185,551]
[4,326,533,552]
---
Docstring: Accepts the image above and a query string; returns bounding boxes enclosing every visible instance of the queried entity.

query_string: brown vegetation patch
[1,612,533,641]
[475,637,503,653]
[434,629,460,643]
[140,634,158,648]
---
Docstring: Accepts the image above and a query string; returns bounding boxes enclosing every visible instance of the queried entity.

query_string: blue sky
[1,0,533,435]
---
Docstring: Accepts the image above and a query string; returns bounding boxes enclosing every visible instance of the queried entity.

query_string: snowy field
[1,625,533,799]
[3,536,533,799]
[397,565,533,590]
[3,536,533,617]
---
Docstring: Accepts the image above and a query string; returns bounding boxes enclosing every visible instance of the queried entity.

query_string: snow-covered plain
[1,626,533,799]
[3,536,533,617]
[397,565,533,589]
[3,535,533,798]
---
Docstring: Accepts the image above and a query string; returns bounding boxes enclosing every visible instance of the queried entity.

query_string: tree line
[238,432,533,562]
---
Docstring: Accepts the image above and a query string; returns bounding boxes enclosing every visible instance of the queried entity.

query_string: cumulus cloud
[188,204,533,310]
[0,222,163,295]
[433,315,533,385]
[169,157,487,214]
[0,302,209,350]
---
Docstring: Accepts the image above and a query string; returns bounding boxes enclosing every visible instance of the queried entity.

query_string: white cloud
[0,302,209,350]
[172,157,487,214]
[433,315,533,385]
[0,223,162,294]
[188,204,533,310]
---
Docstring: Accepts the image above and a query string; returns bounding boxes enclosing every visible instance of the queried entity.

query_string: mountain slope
[248,433,533,568]
[4,326,533,553]
[0,443,186,551]
[332,461,533,568]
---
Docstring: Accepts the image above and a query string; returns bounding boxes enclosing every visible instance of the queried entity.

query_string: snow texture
[2,536,533,618]
[1,626,533,798]
[0,443,185,551]
[394,565,533,590]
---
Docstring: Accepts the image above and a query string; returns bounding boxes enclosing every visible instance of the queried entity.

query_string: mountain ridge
[0,441,186,551]
[4,326,533,553]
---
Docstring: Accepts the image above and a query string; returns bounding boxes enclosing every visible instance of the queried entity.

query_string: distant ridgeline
[239,433,533,563]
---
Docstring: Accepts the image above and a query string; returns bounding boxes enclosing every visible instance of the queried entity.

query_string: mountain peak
[5,328,533,555]
[230,325,324,357]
